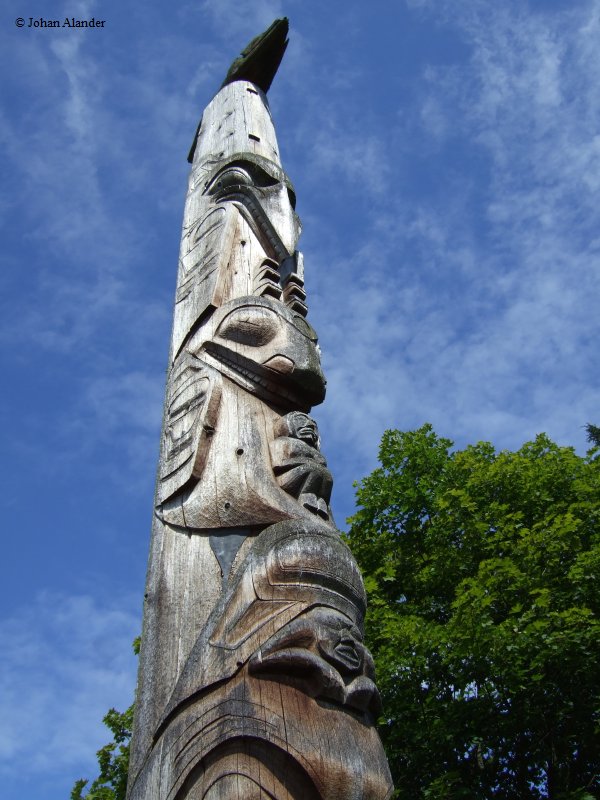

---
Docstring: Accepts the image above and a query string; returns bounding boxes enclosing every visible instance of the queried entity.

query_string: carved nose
[262,354,295,373]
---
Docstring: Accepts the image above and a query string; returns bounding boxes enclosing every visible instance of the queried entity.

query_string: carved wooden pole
[127,19,393,800]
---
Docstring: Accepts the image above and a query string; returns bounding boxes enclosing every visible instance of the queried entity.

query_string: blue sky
[2,1,599,797]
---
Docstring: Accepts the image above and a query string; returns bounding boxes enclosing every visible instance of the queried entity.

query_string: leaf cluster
[346,426,600,800]
[71,638,139,800]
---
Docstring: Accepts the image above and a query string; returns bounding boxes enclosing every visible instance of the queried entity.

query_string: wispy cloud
[0,592,139,792]
[2,5,598,797]
[301,1,600,521]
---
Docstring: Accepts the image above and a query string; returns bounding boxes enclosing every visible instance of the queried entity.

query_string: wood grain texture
[127,25,393,799]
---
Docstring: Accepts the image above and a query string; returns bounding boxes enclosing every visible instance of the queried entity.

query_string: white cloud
[2,8,598,800]
[309,127,390,196]
[302,1,600,524]
[81,369,165,483]
[85,371,163,435]
[0,592,139,780]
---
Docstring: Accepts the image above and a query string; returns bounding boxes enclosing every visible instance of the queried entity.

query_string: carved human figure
[127,19,393,800]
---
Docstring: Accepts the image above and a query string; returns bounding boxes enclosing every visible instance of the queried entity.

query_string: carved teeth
[204,347,301,405]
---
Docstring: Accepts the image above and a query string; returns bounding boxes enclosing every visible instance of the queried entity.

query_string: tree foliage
[346,425,600,800]
[73,429,600,799]
[71,638,139,800]
[586,423,600,449]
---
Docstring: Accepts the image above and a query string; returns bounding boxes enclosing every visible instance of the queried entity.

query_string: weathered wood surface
[127,19,393,800]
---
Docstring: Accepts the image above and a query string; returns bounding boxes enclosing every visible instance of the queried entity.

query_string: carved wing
[157,353,222,504]
[171,202,238,360]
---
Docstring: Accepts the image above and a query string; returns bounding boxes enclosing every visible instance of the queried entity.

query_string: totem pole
[127,19,393,800]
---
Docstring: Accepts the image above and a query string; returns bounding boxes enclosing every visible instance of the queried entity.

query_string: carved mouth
[202,343,309,411]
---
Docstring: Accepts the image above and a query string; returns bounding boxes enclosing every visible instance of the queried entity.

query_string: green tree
[585,423,600,449]
[71,639,139,800]
[346,425,600,800]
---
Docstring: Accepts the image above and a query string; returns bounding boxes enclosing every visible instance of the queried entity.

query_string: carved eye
[217,307,279,346]
[333,634,362,671]
[211,167,252,193]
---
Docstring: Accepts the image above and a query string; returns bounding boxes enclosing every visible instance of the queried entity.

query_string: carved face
[205,156,300,257]
[192,80,300,260]
[304,608,366,675]
[195,296,326,411]
[285,412,319,447]
[248,607,381,716]
[171,80,309,361]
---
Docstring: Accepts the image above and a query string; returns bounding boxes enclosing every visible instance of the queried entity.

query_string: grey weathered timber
[127,19,394,800]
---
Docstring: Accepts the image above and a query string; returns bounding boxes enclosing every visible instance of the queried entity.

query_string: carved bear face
[194,295,326,411]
